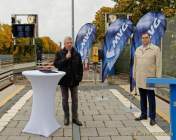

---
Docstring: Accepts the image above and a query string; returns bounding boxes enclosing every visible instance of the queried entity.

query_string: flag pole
[160,38,163,75]
[129,37,133,109]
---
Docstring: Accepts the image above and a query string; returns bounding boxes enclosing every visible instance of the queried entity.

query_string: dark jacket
[54,47,83,87]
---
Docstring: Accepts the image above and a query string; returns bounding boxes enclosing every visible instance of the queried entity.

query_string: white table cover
[22,70,65,137]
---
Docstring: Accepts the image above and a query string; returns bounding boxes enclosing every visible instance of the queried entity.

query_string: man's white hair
[64,36,72,43]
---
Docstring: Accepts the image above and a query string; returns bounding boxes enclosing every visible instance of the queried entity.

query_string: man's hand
[66,50,71,59]
[38,64,53,71]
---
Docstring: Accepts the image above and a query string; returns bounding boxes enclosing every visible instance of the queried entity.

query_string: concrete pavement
[0,83,170,140]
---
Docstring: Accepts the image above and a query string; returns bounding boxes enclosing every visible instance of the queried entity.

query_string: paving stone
[6,121,18,127]
[62,123,72,129]
[83,110,100,115]
[109,115,128,121]
[85,121,105,128]
[122,120,144,127]
[7,136,29,140]
[1,128,22,136]
[104,121,124,128]
[52,137,72,140]
[16,121,27,128]
[98,109,116,115]
[117,127,150,136]
[64,128,72,137]
[134,136,157,140]
[81,137,89,140]
[51,128,64,137]
[79,115,93,121]
[93,115,110,121]
[88,136,111,140]
[155,136,170,140]
[125,113,136,120]
[20,132,38,137]
[13,115,29,121]
[80,128,98,136]
[111,136,133,140]
[29,136,52,140]
[97,128,119,136]
[0,136,8,140]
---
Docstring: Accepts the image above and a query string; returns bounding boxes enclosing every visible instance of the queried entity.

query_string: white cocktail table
[22,70,65,137]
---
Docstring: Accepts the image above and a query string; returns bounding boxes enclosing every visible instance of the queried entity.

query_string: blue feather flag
[75,23,96,61]
[102,18,133,82]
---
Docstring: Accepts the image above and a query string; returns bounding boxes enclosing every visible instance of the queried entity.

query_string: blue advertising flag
[133,12,166,49]
[130,12,167,92]
[75,23,96,61]
[102,18,133,82]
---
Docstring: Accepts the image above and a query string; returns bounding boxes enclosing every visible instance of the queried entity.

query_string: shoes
[64,117,70,126]
[72,119,82,126]
[135,116,147,121]
[150,119,156,126]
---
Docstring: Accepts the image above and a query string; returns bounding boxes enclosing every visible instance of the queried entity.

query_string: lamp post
[72,0,74,44]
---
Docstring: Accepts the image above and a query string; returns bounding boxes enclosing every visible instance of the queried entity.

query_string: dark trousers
[138,88,156,120]
[60,86,78,119]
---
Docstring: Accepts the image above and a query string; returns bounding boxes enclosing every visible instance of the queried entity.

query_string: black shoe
[64,118,70,126]
[150,119,156,126]
[72,119,82,126]
[135,116,147,121]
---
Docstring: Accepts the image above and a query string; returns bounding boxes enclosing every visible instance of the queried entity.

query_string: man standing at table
[54,36,83,126]
[133,32,161,126]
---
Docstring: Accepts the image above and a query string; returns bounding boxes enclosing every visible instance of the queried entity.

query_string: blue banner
[102,18,133,82]
[75,23,96,61]
[130,12,166,92]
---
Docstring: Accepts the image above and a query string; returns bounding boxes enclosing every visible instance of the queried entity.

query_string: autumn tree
[93,0,176,75]
[0,24,13,54]
[93,7,112,43]
[93,0,176,43]
[40,37,60,54]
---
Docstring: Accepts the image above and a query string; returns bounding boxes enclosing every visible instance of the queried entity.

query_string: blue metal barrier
[146,78,176,140]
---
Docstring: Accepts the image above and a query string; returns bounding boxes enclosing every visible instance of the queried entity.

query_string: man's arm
[53,51,68,70]
[156,47,162,77]
[133,54,136,81]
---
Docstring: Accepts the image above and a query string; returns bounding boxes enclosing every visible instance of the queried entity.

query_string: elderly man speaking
[54,36,83,126]
[133,32,161,126]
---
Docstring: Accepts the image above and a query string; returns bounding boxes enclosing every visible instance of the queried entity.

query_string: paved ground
[0,85,25,107]
[0,83,170,140]
[119,84,170,123]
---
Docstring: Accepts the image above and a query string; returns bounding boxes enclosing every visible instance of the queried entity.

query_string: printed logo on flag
[75,23,96,61]
[102,18,133,82]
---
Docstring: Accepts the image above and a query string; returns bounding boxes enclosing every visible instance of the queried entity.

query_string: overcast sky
[0,0,115,44]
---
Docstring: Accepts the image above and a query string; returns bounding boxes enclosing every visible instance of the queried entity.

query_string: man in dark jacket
[54,36,83,126]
